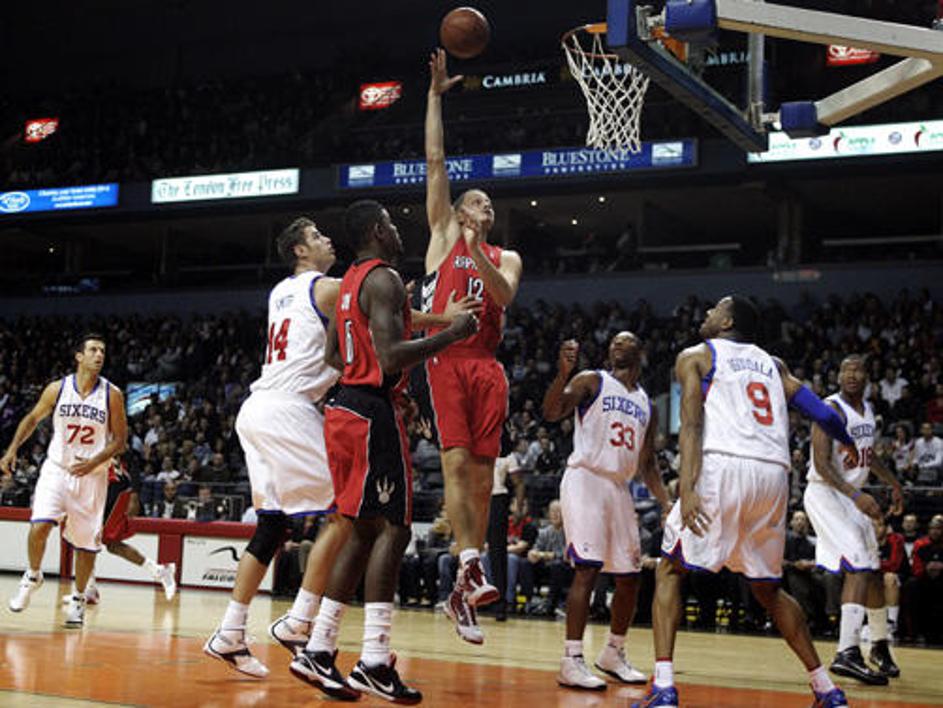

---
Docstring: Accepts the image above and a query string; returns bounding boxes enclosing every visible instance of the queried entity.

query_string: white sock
[654,660,674,688]
[221,600,249,632]
[606,632,626,651]
[307,598,346,654]
[361,602,394,667]
[838,603,865,652]
[888,605,899,627]
[144,558,161,578]
[867,607,888,642]
[809,665,835,694]
[564,639,583,657]
[289,588,321,627]
[86,574,97,588]
[27,568,41,580]
[459,548,480,567]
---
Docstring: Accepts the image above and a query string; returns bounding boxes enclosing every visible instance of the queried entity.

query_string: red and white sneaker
[459,557,500,608]
[443,586,484,645]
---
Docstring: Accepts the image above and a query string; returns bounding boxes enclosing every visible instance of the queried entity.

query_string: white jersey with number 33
[701,338,790,468]
[567,370,650,481]
[250,271,339,401]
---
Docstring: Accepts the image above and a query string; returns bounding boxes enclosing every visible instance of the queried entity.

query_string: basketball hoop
[562,23,650,154]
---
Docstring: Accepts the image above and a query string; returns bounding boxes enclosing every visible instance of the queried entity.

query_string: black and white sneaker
[268,614,310,657]
[869,640,900,678]
[347,657,422,705]
[829,647,888,685]
[290,649,360,701]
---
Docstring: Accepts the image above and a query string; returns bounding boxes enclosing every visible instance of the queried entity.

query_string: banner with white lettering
[339,141,697,189]
[181,536,274,590]
[151,169,300,204]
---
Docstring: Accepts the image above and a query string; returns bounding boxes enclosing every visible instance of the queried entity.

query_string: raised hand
[429,48,463,96]
[558,339,579,377]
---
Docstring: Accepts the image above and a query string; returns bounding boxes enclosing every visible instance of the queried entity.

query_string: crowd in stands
[1,287,942,642]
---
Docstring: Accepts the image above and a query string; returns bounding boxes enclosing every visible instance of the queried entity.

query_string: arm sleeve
[788,386,854,446]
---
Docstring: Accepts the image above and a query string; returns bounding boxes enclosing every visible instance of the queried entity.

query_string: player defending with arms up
[804,354,904,684]
[424,47,523,645]
[2,334,127,628]
[637,296,859,708]
[544,333,669,691]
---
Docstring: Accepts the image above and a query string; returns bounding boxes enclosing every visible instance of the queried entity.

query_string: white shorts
[560,466,641,574]
[236,389,334,516]
[31,459,108,552]
[662,452,788,580]
[803,481,879,573]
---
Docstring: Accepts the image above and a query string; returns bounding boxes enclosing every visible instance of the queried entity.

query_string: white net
[563,27,650,154]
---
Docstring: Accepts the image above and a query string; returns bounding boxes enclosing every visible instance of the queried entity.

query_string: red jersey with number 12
[427,238,503,355]
[336,258,411,390]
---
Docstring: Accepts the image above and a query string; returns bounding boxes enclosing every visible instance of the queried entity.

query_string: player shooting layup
[424,47,523,645]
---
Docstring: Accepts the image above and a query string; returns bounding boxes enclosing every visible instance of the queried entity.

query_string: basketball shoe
[290,649,360,700]
[595,645,647,684]
[557,655,606,691]
[203,628,269,678]
[829,646,888,685]
[869,640,900,678]
[8,570,43,612]
[632,684,679,707]
[62,583,100,606]
[443,587,484,644]
[64,595,86,627]
[459,557,500,607]
[155,563,177,600]
[811,686,849,707]
[347,655,422,705]
[269,615,311,656]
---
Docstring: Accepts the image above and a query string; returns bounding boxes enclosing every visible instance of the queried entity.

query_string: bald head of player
[699,295,759,343]
[276,216,336,274]
[838,354,867,401]
[74,333,106,375]
[344,199,404,262]
[608,331,642,372]
[453,189,495,235]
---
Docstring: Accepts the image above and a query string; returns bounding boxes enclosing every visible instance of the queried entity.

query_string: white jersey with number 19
[250,271,338,402]
[701,338,790,468]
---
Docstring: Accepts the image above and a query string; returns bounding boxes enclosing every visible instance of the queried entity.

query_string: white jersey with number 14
[701,338,790,468]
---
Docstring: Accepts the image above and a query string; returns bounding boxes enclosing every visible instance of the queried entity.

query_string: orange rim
[561,22,620,60]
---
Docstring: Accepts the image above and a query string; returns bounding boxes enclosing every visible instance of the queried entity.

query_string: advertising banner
[181,536,274,591]
[151,169,299,204]
[0,183,119,215]
[359,81,403,110]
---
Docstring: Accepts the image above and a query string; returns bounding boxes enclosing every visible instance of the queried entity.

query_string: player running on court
[423,47,523,645]
[804,354,904,684]
[543,333,670,691]
[2,333,127,628]
[290,199,477,703]
[637,296,860,708]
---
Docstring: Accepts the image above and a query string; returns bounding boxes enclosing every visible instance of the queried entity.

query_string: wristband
[851,490,862,501]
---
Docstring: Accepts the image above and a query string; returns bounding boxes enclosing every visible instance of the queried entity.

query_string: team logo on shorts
[377,479,395,505]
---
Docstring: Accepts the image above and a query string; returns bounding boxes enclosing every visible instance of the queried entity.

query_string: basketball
[439,7,490,59]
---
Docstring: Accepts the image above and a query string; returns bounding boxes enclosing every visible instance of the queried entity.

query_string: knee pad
[246,513,288,565]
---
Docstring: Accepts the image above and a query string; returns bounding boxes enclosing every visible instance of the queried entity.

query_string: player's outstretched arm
[425,48,463,266]
[542,340,598,422]
[775,358,858,464]
[676,345,712,536]
[638,402,671,510]
[0,380,60,476]
[71,386,128,477]
[364,266,477,374]
[810,408,881,520]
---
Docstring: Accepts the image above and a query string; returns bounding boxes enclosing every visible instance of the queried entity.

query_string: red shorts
[325,385,413,525]
[101,484,134,545]
[426,353,508,458]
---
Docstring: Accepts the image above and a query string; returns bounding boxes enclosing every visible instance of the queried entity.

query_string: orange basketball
[440,7,490,60]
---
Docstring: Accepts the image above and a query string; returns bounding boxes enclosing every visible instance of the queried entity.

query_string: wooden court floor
[1,576,940,707]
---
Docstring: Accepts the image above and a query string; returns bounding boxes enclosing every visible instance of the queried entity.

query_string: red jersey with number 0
[336,258,411,389]
[426,238,503,355]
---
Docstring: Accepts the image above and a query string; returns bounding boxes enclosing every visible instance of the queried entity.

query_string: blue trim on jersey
[71,375,101,399]
[104,381,110,423]
[566,543,604,568]
[63,538,102,554]
[288,506,337,518]
[701,340,717,397]
[54,377,67,409]
[744,575,782,583]
[30,518,59,525]
[577,371,604,422]
[611,571,642,577]
[309,275,330,327]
